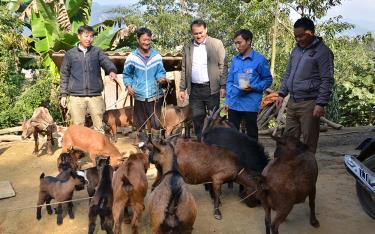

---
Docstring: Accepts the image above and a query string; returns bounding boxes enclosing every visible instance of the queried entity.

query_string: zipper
[290,49,305,100]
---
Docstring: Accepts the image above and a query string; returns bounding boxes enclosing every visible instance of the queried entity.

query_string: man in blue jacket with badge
[123,27,167,142]
[225,29,273,141]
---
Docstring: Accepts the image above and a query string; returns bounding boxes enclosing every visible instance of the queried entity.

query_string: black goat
[88,156,114,234]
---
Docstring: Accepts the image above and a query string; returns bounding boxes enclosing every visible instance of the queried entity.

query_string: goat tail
[40,173,45,179]
[163,172,182,230]
[122,175,133,193]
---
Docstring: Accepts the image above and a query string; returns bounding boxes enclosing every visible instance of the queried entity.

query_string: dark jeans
[134,98,162,130]
[228,109,258,140]
[190,84,220,141]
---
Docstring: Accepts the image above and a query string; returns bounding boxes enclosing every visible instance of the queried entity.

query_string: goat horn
[212,106,224,120]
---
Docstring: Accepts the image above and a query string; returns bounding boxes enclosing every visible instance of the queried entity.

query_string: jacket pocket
[308,79,320,93]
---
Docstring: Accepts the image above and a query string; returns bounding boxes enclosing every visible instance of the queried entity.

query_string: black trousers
[228,109,258,141]
[134,98,162,130]
[190,84,220,141]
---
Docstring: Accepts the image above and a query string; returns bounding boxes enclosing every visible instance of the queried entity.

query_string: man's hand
[178,91,185,100]
[61,97,67,108]
[158,78,168,85]
[109,72,117,81]
[276,96,284,108]
[242,85,252,92]
[220,88,226,98]
[127,85,135,96]
[313,105,325,118]
[223,104,229,113]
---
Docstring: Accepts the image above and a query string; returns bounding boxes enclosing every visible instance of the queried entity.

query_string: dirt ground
[0,126,374,234]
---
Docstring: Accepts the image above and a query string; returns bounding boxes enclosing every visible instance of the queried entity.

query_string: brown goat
[148,141,197,234]
[112,153,149,234]
[61,125,124,169]
[256,135,319,234]
[56,149,86,172]
[36,171,86,225]
[146,137,258,220]
[160,105,192,138]
[88,157,114,234]
[21,107,56,155]
[103,106,134,143]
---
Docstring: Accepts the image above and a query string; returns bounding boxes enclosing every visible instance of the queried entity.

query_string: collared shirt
[191,38,209,84]
[78,44,88,56]
[225,49,273,112]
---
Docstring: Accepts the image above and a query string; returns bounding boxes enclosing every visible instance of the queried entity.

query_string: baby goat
[36,170,86,225]
[112,153,149,234]
[88,157,114,234]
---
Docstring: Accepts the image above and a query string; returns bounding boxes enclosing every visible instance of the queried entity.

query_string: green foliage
[0,5,26,127]
[325,32,375,125]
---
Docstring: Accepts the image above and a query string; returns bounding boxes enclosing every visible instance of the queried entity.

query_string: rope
[136,79,170,133]
[2,196,93,213]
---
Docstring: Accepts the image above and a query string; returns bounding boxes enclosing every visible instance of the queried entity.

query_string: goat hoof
[47,208,53,215]
[57,219,63,225]
[311,219,320,228]
[214,213,222,220]
[214,209,222,220]
[69,213,75,219]
[36,214,41,220]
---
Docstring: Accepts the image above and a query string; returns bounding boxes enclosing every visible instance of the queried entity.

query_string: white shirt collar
[193,38,207,46]
[78,44,88,53]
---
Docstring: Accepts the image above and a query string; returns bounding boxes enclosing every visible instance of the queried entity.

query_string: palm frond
[111,24,137,49]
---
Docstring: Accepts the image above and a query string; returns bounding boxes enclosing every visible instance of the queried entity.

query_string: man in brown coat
[179,19,227,141]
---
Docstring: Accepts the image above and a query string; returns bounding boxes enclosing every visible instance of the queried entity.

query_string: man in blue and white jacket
[123,27,167,141]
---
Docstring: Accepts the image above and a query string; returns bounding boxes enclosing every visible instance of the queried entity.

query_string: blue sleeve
[123,59,134,87]
[155,61,166,80]
[225,61,235,105]
[252,59,273,92]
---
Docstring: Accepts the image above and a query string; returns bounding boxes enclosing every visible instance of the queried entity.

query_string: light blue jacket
[123,49,166,100]
[225,49,272,112]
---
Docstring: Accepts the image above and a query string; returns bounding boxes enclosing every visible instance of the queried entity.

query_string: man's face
[191,24,207,44]
[77,31,94,48]
[234,35,251,55]
[294,27,314,48]
[137,33,151,51]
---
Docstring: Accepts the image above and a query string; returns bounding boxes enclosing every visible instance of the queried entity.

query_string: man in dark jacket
[178,19,227,141]
[276,18,334,153]
[60,25,117,132]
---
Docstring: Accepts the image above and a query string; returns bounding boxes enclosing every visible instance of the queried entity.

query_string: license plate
[344,155,375,194]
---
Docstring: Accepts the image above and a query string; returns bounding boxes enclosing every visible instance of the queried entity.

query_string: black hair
[77,25,94,34]
[137,27,152,38]
[294,17,315,33]
[234,29,253,41]
[190,19,207,31]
